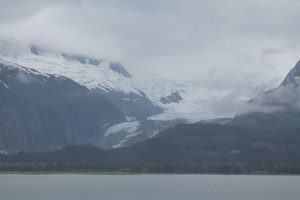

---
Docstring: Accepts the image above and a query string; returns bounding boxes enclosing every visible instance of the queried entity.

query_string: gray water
[0,174,299,200]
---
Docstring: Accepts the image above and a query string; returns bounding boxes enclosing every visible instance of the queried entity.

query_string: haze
[1,0,300,119]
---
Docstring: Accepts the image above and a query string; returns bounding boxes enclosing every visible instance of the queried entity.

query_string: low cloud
[15,70,35,84]
[1,0,300,119]
[207,92,284,118]
[0,0,299,82]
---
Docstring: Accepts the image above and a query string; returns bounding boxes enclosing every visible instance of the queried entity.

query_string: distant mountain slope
[146,77,280,121]
[281,60,300,86]
[231,60,300,128]
[0,61,125,152]
[138,60,299,165]
[2,122,300,167]
[93,118,186,149]
[0,47,175,152]
[249,60,300,110]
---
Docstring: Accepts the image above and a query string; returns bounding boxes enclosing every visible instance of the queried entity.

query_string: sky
[0,0,300,118]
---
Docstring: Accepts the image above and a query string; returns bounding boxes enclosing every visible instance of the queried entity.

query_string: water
[0,174,299,200]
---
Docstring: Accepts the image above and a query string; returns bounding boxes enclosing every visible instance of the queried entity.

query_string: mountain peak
[281,60,300,86]
[30,44,40,55]
[109,62,132,78]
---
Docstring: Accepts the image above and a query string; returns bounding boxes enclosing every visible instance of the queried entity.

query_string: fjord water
[0,174,299,200]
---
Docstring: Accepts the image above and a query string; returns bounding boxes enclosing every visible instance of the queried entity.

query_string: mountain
[1,44,298,155]
[1,61,300,174]
[0,45,161,120]
[145,76,280,122]
[0,61,125,152]
[281,60,300,86]
[248,60,300,111]
[2,122,300,173]
[93,118,186,149]
[53,60,300,164]
[228,60,300,129]
[0,46,177,152]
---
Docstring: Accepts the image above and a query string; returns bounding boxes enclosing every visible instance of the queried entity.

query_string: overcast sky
[0,0,300,91]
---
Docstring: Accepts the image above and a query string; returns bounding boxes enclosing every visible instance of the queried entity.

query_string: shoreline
[0,171,299,176]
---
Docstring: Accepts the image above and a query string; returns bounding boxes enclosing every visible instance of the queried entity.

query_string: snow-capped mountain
[0,59,125,152]
[1,45,141,94]
[0,45,178,152]
[250,60,300,110]
[0,45,282,122]
[145,76,281,122]
[0,44,289,152]
[0,45,161,120]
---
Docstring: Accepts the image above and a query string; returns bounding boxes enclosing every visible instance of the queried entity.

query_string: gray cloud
[208,92,286,118]
[16,70,35,84]
[0,0,300,94]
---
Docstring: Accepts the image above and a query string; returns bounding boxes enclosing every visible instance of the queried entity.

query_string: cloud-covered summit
[0,0,300,120]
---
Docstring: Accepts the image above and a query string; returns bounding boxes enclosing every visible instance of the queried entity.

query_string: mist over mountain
[0,38,299,157]
[246,60,300,114]
[3,61,300,171]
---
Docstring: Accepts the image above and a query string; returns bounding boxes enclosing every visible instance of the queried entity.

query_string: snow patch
[0,150,9,155]
[125,116,136,121]
[149,130,159,138]
[123,97,131,101]
[104,121,141,137]
[0,80,9,88]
